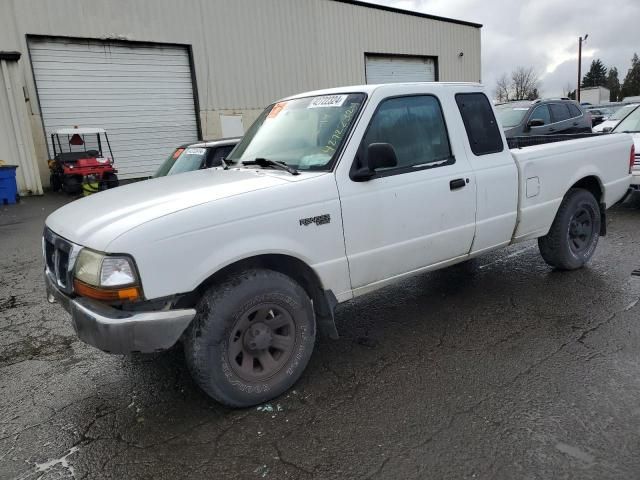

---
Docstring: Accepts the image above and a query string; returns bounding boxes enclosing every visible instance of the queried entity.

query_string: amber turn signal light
[73,279,141,302]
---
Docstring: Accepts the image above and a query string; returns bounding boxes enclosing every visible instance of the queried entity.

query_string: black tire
[63,175,82,195]
[184,269,316,407]
[50,173,62,192]
[538,188,601,270]
[103,172,119,189]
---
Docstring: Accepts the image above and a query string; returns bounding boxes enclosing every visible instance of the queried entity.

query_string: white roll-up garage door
[365,55,436,84]
[29,37,199,179]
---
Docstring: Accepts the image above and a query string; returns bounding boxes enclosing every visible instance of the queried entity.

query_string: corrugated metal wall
[0,0,481,185]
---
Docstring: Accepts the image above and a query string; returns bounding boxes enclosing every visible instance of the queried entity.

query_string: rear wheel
[538,188,601,270]
[184,269,316,407]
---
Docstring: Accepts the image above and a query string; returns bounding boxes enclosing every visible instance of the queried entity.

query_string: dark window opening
[455,93,504,156]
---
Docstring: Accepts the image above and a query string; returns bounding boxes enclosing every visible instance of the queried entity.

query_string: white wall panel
[29,38,199,179]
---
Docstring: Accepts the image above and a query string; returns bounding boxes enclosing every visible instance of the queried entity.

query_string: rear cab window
[455,93,504,156]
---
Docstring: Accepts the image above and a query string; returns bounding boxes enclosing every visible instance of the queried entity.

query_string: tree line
[494,53,640,102]
[578,54,640,101]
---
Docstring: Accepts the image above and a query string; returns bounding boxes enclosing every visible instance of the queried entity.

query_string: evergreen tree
[606,67,621,101]
[582,59,608,87]
[621,53,640,99]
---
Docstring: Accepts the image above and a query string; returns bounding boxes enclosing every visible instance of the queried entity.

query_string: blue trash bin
[0,165,19,205]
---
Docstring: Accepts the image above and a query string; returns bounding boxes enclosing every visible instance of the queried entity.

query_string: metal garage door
[29,37,199,179]
[365,55,436,84]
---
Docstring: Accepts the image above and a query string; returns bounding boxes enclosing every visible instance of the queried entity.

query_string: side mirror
[602,127,612,133]
[351,143,399,181]
[368,143,398,170]
[527,118,545,128]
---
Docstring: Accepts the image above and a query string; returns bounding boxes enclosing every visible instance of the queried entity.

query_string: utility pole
[577,34,588,102]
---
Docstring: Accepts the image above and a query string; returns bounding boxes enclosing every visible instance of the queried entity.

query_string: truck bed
[510,133,633,242]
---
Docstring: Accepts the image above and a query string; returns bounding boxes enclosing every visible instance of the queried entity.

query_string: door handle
[450,178,467,190]
[573,122,579,126]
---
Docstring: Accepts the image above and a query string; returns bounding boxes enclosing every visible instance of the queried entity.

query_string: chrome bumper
[45,272,196,354]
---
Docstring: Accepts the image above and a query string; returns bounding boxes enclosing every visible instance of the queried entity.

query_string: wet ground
[1,193,640,480]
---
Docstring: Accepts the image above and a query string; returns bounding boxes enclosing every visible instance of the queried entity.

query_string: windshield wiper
[621,130,640,133]
[242,158,299,175]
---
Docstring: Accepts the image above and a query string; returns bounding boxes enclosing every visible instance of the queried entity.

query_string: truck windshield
[227,93,366,171]
[614,105,640,132]
[154,147,208,177]
[495,105,529,128]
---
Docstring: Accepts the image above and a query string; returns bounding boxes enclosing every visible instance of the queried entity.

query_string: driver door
[336,94,477,293]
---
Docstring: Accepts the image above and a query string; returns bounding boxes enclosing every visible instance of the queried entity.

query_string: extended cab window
[358,95,453,174]
[455,93,504,156]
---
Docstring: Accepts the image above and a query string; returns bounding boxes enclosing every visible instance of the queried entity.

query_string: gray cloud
[369,0,640,97]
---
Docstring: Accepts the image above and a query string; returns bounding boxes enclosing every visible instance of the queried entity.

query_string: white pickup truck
[44,83,634,407]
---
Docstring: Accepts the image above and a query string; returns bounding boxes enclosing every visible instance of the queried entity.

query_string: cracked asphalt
[1,193,640,480]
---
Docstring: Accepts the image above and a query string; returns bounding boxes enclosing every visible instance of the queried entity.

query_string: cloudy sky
[370,0,639,97]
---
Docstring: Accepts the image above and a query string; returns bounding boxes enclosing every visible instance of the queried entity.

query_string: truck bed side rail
[507,133,605,150]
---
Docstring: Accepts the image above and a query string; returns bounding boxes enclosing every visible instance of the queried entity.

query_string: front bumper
[631,170,639,189]
[45,272,195,354]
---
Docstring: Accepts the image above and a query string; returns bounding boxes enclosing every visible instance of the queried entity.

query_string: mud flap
[316,290,339,340]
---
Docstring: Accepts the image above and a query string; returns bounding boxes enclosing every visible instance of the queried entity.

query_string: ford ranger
[44,83,634,407]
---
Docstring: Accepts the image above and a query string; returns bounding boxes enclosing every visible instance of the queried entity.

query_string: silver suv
[495,99,592,138]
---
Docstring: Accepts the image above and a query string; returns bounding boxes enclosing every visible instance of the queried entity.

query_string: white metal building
[0,0,481,193]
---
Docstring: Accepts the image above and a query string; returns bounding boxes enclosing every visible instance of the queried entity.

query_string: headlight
[74,249,103,285]
[100,257,137,286]
[74,249,141,302]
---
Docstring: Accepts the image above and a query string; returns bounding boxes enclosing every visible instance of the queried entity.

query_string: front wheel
[538,188,601,270]
[184,269,316,407]
[102,172,119,189]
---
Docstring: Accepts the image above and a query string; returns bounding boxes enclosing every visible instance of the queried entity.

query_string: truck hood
[46,167,322,251]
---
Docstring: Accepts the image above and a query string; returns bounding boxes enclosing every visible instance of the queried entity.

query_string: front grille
[634,155,640,170]
[43,228,79,294]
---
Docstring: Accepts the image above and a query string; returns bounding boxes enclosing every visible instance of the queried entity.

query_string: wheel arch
[571,175,604,202]
[186,253,339,339]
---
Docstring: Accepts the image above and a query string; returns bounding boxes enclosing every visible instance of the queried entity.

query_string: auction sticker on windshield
[308,95,348,108]
[268,102,288,119]
[184,148,206,155]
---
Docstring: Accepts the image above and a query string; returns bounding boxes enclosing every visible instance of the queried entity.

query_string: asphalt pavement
[1,193,640,479]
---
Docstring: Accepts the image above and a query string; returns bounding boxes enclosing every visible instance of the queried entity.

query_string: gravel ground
[1,193,639,480]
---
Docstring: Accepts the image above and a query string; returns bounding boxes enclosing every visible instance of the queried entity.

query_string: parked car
[154,138,240,177]
[585,107,608,127]
[594,103,639,133]
[495,98,592,137]
[44,83,632,407]
[611,104,640,195]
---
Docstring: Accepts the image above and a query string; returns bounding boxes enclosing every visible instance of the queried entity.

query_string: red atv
[49,127,119,195]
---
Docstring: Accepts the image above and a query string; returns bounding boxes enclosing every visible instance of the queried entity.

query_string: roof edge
[330,0,482,28]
